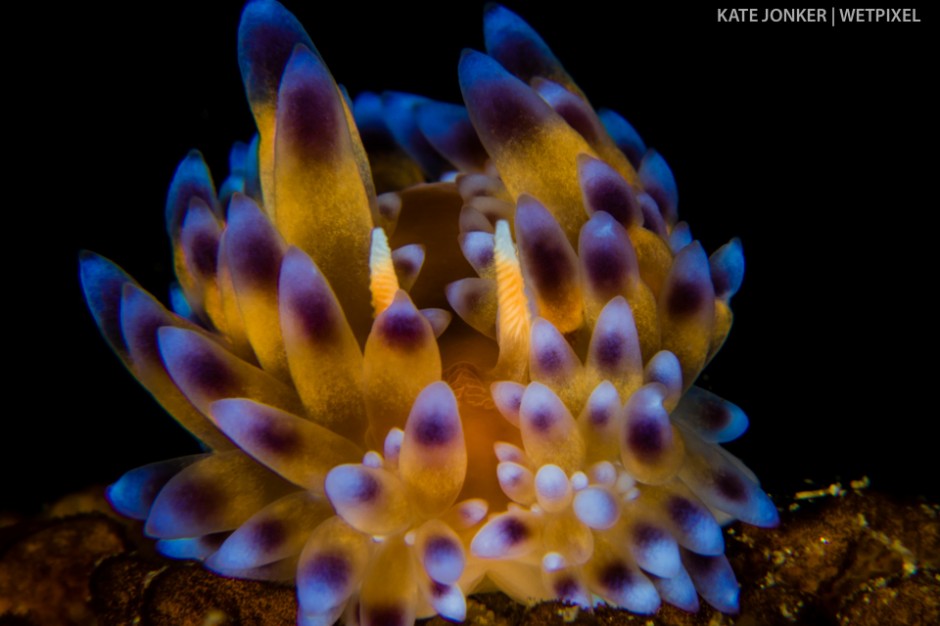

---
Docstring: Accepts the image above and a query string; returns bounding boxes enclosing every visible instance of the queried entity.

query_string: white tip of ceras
[492,219,531,373]
[369,226,399,316]
[534,464,572,512]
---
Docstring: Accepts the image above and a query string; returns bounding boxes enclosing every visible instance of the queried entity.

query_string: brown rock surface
[0,486,936,626]
[0,513,129,625]
[92,555,297,626]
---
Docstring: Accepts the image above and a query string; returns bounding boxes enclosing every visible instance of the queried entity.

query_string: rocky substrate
[1,484,937,626]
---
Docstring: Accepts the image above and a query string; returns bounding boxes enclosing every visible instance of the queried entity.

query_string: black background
[9,2,934,513]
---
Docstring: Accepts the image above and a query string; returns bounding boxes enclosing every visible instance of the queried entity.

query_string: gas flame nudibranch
[81,1,778,624]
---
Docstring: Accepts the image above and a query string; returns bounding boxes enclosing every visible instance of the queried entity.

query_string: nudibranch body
[81,1,778,624]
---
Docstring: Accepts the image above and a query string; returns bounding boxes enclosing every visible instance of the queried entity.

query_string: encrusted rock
[0,513,129,625]
[94,556,297,626]
[1,486,936,625]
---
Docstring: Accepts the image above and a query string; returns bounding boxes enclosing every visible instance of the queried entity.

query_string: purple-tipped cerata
[82,2,777,623]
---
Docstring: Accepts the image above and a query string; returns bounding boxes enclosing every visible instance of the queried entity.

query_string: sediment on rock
[0,487,936,626]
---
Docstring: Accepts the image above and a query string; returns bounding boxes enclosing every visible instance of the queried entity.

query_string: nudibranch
[81,1,779,624]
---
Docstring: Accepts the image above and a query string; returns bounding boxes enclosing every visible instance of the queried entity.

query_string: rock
[0,513,129,625]
[726,489,938,625]
[835,570,939,626]
[92,555,297,626]
[90,553,166,624]
[0,486,936,626]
